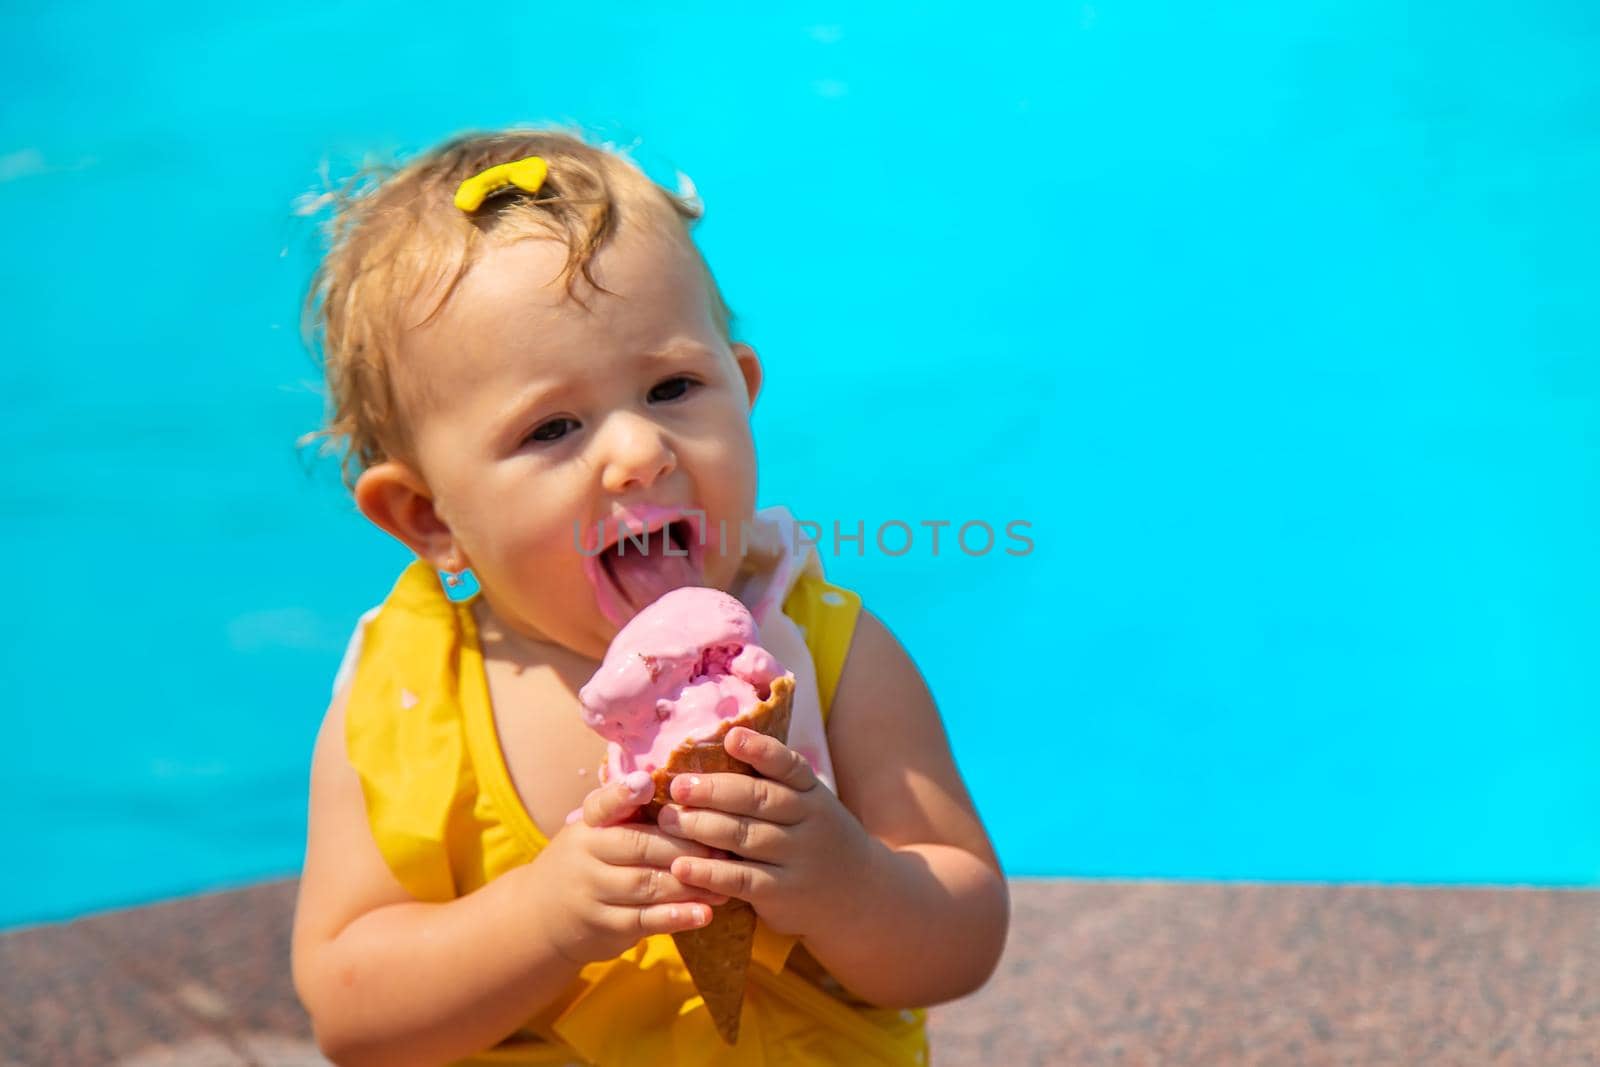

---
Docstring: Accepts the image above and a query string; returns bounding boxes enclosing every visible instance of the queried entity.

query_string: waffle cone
[641,672,796,1045]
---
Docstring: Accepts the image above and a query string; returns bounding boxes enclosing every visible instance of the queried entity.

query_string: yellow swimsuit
[341,560,931,1066]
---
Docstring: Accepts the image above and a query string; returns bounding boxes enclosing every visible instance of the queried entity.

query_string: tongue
[607,528,703,612]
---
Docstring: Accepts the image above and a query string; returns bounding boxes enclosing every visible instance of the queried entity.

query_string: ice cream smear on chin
[578,587,785,782]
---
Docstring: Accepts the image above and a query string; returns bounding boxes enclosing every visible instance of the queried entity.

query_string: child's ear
[731,342,763,409]
[354,460,457,568]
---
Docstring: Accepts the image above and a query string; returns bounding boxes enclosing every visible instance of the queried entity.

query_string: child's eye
[526,417,580,445]
[648,376,698,403]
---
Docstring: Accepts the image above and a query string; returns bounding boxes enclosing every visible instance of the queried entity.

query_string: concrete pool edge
[3,878,1595,1064]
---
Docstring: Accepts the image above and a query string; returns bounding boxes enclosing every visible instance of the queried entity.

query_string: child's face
[362,216,763,662]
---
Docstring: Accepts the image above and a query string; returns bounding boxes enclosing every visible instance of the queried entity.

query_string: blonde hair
[295,126,732,492]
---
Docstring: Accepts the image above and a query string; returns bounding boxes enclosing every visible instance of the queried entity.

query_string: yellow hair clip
[453,155,549,212]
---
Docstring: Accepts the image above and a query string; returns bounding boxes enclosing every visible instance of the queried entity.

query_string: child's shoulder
[786,570,862,609]
[330,604,384,701]
[782,573,863,713]
[328,560,444,699]
[781,571,863,636]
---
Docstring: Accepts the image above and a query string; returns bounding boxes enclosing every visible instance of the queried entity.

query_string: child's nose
[598,413,677,494]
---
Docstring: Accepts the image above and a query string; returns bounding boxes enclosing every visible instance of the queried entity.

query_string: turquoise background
[2,2,1596,929]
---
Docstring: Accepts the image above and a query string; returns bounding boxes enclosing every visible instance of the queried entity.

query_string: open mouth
[597,517,696,585]
[585,513,706,625]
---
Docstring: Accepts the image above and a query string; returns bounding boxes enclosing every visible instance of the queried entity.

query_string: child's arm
[661,608,1010,1009]
[799,608,1009,1005]
[291,685,729,1067]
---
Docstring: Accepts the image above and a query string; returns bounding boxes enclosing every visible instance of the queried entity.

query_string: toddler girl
[290,126,1008,1067]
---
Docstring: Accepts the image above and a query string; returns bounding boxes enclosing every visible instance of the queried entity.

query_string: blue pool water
[2,3,1597,929]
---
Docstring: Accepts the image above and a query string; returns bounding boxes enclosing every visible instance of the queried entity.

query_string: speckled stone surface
[933,881,1600,1065]
[1,881,324,1067]
[3,878,1596,1065]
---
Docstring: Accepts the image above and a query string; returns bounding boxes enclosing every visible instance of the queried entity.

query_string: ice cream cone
[641,672,796,1044]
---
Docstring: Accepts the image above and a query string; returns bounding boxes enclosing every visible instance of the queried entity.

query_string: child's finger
[633,901,714,936]
[668,772,804,823]
[584,770,655,827]
[657,805,784,862]
[591,823,724,869]
[597,864,731,910]
[724,727,819,792]
[670,854,777,904]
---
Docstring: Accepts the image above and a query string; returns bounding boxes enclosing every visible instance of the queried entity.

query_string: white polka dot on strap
[400,688,419,710]
[820,590,845,606]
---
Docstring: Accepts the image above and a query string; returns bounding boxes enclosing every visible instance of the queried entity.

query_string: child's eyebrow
[492,375,572,437]
[488,342,718,439]
[641,339,717,363]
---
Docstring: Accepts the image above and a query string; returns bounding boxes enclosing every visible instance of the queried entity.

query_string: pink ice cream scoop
[578,586,786,782]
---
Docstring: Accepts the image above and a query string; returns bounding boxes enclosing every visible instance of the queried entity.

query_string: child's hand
[536,772,732,965]
[657,726,875,938]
